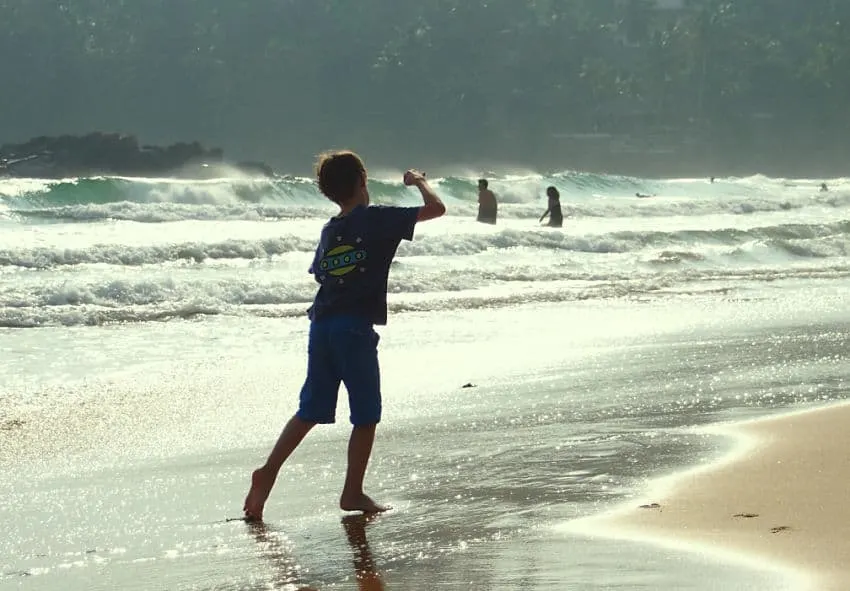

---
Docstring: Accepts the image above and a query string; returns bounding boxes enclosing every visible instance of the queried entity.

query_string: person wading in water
[477,179,498,224]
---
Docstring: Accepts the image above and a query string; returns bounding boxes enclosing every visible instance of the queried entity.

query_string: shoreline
[562,400,850,591]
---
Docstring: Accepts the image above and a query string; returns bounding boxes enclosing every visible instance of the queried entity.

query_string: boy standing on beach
[243,151,446,521]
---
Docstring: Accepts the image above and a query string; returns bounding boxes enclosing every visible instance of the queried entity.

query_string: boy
[243,150,446,521]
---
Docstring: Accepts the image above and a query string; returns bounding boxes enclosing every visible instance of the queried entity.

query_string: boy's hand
[403,170,427,186]
[407,168,445,221]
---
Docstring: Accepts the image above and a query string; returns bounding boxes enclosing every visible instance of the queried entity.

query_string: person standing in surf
[538,186,563,228]
[477,178,498,224]
[243,151,446,520]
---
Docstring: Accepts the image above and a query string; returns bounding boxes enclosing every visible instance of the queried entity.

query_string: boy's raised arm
[404,170,446,221]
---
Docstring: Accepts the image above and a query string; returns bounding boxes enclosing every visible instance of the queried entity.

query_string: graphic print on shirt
[317,236,368,284]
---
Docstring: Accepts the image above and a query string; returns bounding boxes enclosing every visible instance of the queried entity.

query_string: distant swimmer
[635,192,655,199]
[539,186,563,228]
[820,182,829,192]
[710,176,716,184]
[477,179,498,224]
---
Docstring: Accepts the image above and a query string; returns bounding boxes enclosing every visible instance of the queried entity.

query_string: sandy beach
[570,401,850,591]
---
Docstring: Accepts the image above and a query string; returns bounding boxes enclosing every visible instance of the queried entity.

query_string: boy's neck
[337,197,367,217]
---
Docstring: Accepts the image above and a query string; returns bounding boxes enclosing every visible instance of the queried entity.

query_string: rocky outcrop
[0,133,276,179]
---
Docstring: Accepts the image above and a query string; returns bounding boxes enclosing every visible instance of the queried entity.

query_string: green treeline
[2,1,849,173]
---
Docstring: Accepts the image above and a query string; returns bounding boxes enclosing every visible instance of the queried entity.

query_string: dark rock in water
[461,383,477,389]
[0,133,276,179]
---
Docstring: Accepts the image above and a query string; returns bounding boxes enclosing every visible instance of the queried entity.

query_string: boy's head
[315,150,369,206]
[478,179,488,190]
[546,186,559,199]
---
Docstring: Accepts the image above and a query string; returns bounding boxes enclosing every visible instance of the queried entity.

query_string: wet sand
[0,446,793,591]
[3,299,848,590]
[574,401,850,591]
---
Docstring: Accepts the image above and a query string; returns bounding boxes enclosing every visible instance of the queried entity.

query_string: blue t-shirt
[307,205,420,325]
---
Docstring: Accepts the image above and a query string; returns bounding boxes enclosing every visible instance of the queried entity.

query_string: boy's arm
[404,170,446,222]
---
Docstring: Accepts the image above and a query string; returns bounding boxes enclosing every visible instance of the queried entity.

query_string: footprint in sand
[639,503,662,510]
[1,419,26,431]
[733,513,759,519]
[771,526,792,534]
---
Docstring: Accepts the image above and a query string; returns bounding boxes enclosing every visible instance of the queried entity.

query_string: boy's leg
[244,415,315,520]
[340,424,387,513]
[333,321,388,513]
[244,320,341,521]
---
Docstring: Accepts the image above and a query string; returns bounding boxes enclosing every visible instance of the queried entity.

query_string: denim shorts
[296,315,381,426]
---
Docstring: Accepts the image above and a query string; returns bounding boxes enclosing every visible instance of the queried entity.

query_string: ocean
[1,171,848,590]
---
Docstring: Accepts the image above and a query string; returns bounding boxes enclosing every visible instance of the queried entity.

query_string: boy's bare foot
[340,492,390,514]
[243,468,275,521]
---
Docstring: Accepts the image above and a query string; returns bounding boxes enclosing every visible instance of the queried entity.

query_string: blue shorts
[297,315,381,426]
